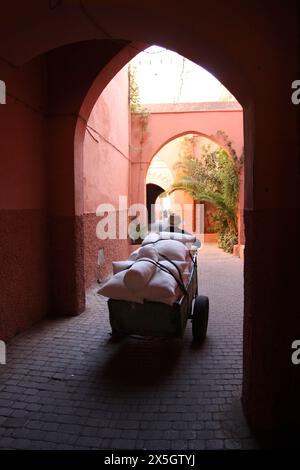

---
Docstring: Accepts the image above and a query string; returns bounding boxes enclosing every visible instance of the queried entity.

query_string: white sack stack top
[98,232,200,305]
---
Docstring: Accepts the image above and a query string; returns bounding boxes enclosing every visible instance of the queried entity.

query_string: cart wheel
[192,295,209,343]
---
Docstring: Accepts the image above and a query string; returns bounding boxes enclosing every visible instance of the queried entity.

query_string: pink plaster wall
[0,57,47,211]
[83,66,131,286]
[84,66,130,213]
[131,103,244,165]
[0,56,48,340]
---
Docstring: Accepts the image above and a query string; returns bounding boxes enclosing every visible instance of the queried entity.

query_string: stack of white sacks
[98,231,198,305]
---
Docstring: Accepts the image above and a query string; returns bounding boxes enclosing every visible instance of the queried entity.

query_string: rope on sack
[131,258,188,295]
[156,252,185,287]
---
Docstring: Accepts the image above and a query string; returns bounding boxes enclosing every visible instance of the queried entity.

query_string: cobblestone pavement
[0,243,259,450]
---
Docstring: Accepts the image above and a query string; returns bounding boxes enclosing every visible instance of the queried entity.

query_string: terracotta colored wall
[131,103,243,165]
[83,66,130,286]
[46,40,126,316]
[0,57,48,340]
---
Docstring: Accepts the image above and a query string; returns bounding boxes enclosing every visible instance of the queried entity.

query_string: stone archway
[131,102,243,166]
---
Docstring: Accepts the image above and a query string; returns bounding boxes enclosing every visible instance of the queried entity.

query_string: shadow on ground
[98,336,184,388]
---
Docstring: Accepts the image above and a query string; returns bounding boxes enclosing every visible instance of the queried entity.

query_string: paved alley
[0,243,258,450]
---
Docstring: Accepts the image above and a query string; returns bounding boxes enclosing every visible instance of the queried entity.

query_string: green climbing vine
[129,64,149,121]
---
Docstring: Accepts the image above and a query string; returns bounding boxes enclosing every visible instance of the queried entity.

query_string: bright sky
[130,46,236,104]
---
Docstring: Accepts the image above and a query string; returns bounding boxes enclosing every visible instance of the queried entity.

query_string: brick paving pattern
[0,243,259,449]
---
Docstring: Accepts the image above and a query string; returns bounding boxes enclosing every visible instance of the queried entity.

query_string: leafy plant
[129,63,150,150]
[129,65,149,118]
[129,64,141,112]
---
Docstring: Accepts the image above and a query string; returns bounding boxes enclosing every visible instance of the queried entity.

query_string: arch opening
[145,132,244,247]
[79,44,244,287]
[146,183,165,225]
